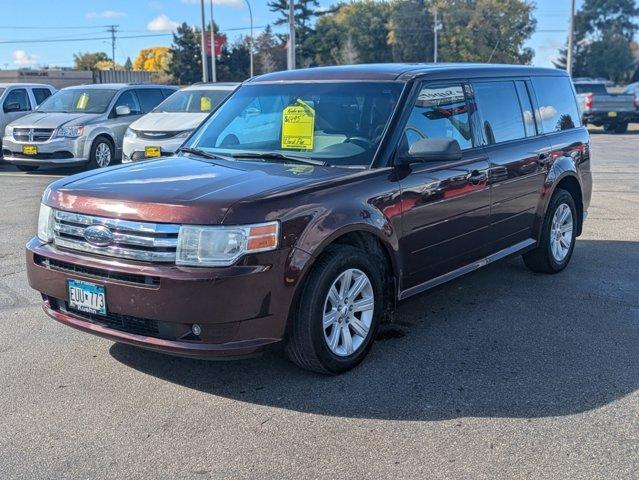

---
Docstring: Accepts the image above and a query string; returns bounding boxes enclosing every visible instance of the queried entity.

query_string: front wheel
[16,165,39,172]
[286,245,383,374]
[523,188,577,273]
[87,137,114,169]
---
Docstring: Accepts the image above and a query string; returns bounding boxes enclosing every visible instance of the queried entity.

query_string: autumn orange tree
[133,46,172,72]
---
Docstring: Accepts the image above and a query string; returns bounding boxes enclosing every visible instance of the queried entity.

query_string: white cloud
[180,0,243,6]
[12,50,38,66]
[86,10,126,19]
[147,14,180,32]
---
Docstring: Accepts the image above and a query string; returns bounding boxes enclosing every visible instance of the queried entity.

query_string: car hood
[44,156,350,224]
[11,112,101,129]
[129,112,207,132]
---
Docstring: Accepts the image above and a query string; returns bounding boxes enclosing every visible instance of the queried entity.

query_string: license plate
[608,111,618,117]
[22,145,37,155]
[145,146,161,158]
[68,279,106,316]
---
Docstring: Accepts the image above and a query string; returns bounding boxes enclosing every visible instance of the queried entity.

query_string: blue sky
[0,0,579,69]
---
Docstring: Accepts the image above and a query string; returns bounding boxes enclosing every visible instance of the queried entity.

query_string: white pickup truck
[573,79,634,133]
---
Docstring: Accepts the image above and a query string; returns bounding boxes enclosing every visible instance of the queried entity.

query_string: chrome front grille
[53,210,180,263]
[13,128,54,142]
[137,130,183,140]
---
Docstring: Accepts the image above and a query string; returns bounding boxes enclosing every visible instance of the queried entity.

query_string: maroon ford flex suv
[27,64,592,374]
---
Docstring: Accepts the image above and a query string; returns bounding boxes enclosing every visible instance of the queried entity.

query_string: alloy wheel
[95,142,112,168]
[550,203,573,262]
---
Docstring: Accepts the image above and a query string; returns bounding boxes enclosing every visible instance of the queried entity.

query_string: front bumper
[122,136,184,163]
[1,135,88,166]
[26,237,306,358]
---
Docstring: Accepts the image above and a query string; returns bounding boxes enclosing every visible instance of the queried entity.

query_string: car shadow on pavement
[110,239,639,421]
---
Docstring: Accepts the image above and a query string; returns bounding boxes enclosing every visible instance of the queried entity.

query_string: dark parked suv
[27,64,591,374]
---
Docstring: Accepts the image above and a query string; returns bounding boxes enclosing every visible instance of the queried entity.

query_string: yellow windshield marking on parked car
[281,99,315,150]
[200,96,212,111]
[76,93,89,110]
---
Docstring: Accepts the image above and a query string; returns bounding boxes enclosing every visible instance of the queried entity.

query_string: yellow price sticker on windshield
[281,101,315,150]
[200,96,212,112]
[76,93,89,110]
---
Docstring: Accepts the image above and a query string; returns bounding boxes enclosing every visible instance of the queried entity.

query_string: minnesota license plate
[68,279,106,315]
[145,146,161,158]
[22,145,38,155]
[608,111,618,117]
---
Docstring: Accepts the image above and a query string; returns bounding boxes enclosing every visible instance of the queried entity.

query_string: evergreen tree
[388,0,434,62]
[168,23,202,85]
[268,0,321,67]
[124,57,133,71]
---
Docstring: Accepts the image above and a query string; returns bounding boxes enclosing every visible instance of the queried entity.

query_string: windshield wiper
[179,147,233,162]
[228,151,326,166]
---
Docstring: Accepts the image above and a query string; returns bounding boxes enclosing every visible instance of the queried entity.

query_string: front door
[396,82,491,293]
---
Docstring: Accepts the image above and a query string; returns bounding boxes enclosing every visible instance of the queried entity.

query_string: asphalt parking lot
[0,130,637,479]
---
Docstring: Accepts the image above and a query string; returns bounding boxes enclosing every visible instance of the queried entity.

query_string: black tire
[614,122,629,134]
[87,136,115,170]
[16,165,39,172]
[286,245,384,374]
[523,188,577,274]
[603,123,615,133]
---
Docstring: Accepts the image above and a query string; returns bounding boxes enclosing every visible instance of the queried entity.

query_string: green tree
[555,0,639,82]
[255,25,287,74]
[217,38,251,82]
[73,52,110,71]
[312,1,394,65]
[168,23,202,85]
[123,56,133,71]
[437,0,536,64]
[388,0,434,62]
[268,0,321,67]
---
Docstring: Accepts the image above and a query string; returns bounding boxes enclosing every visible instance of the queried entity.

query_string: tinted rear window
[531,77,581,133]
[574,83,608,95]
[33,88,52,105]
[473,81,526,144]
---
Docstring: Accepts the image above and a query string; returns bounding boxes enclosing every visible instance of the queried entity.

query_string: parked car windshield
[37,89,117,114]
[154,89,232,113]
[574,83,608,95]
[185,82,404,167]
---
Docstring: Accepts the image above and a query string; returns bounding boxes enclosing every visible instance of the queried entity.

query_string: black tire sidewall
[301,247,383,373]
[88,137,114,169]
[543,190,577,271]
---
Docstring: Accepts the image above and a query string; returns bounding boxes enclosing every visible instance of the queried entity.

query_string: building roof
[249,63,567,83]
[0,82,55,88]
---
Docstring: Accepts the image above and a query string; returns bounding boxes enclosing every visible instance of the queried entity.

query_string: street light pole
[287,0,296,70]
[210,0,217,82]
[433,7,438,63]
[567,0,576,76]
[244,0,254,78]
[200,0,209,82]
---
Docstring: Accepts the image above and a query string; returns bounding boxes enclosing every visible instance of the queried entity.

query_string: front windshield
[185,82,404,167]
[155,89,232,113]
[37,89,117,114]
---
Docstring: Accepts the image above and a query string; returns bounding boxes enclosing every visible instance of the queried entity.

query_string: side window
[514,81,537,137]
[162,88,176,99]
[113,90,141,115]
[3,88,31,113]
[136,88,165,113]
[402,84,473,151]
[530,77,581,133]
[473,81,526,144]
[32,88,53,105]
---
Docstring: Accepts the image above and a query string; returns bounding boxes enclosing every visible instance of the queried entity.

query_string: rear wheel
[286,245,383,374]
[614,122,629,134]
[16,165,39,172]
[523,188,577,273]
[87,137,114,169]
[603,123,616,133]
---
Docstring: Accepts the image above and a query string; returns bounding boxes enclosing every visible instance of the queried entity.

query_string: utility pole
[567,0,576,76]
[433,7,438,63]
[245,0,254,78]
[210,0,216,82]
[200,0,209,82]
[107,25,118,70]
[287,0,296,70]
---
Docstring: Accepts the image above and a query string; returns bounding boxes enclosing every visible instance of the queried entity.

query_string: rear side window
[32,88,53,105]
[473,81,526,144]
[531,77,581,133]
[162,88,177,99]
[515,81,537,137]
[114,90,141,115]
[402,84,473,151]
[136,88,165,113]
[3,88,31,113]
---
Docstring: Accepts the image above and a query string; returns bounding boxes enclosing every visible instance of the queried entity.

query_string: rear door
[471,79,550,251]
[396,82,491,292]
[106,89,143,155]
[2,87,32,133]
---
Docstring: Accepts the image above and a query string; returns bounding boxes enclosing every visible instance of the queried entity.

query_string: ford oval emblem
[84,225,114,247]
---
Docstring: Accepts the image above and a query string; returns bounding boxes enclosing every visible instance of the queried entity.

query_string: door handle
[468,170,487,185]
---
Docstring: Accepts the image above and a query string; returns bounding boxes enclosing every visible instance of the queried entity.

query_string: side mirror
[115,105,131,116]
[4,102,21,113]
[398,138,462,164]
[241,106,261,119]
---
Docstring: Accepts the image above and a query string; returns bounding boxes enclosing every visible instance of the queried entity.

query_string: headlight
[176,221,279,267]
[56,125,84,138]
[37,204,55,243]
[124,127,137,138]
[4,125,13,137]
[175,129,194,138]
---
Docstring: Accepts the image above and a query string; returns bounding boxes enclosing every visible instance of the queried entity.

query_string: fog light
[191,324,202,336]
